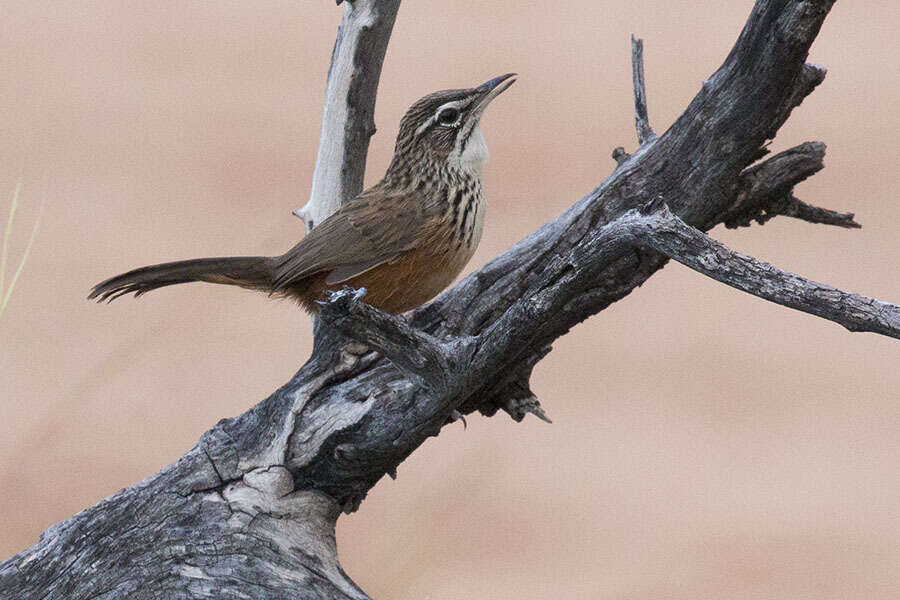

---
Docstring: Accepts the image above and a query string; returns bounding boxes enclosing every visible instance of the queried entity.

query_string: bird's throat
[453,124,489,175]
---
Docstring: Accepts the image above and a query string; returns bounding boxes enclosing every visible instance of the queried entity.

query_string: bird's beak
[455,73,516,153]
[471,72,517,115]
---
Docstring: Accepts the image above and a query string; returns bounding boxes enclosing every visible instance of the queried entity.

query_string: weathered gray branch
[613,35,655,166]
[294,0,401,230]
[9,1,895,599]
[631,35,656,144]
[317,287,474,392]
[724,141,860,229]
[640,205,900,338]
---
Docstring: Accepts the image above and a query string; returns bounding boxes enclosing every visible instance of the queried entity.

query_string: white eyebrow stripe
[414,98,474,138]
[436,99,469,113]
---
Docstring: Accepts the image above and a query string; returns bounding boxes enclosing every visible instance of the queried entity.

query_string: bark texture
[294,0,401,230]
[5,1,897,598]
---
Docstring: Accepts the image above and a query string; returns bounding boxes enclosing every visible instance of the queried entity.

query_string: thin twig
[782,197,860,228]
[631,35,656,144]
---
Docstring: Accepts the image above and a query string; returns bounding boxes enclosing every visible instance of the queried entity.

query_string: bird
[89,73,516,314]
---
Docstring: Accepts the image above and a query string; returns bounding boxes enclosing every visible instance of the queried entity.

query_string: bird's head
[389,73,516,178]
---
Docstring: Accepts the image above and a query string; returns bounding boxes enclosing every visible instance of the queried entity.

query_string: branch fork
[10,2,900,599]
[318,287,478,394]
[318,288,560,423]
[319,190,900,417]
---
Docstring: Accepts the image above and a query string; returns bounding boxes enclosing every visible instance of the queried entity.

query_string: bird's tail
[89,256,275,302]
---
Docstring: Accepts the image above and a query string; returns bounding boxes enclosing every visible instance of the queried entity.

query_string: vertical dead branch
[612,35,656,167]
[631,35,656,144]
[294,0,401,230]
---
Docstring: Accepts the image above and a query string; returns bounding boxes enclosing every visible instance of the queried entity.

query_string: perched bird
[89,73,516,313]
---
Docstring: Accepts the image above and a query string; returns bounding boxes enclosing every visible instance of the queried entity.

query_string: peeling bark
[8,1,898,599]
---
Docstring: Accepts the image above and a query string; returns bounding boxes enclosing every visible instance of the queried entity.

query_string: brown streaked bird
[90,73,516,313]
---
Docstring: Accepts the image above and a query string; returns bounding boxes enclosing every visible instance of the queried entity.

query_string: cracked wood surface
[9,1,898,599]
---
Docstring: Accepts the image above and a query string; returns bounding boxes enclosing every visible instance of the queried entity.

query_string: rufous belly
[294,229,477,314]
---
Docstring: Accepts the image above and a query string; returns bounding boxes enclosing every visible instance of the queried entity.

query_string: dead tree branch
[8,1,896,599]
[613,35,655,165]
[631,35,656,144]
[294,0,401,230]
[317,287,475,393]
[723,141,860,228]
[640,205,900,338]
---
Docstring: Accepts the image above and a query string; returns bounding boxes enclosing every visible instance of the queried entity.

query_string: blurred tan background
[1,1,899,598]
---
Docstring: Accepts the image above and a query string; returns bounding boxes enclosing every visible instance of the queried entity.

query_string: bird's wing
[272,186,433,291]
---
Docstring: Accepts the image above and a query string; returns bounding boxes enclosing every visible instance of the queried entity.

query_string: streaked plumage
[90,74,515,313]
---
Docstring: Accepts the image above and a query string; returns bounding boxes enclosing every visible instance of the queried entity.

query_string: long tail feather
[89,256,274,302]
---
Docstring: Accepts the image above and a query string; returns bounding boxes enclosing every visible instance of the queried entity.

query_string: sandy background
[2,1,899,598]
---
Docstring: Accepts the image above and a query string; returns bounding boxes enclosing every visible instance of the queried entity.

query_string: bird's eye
[437,108,460,126]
